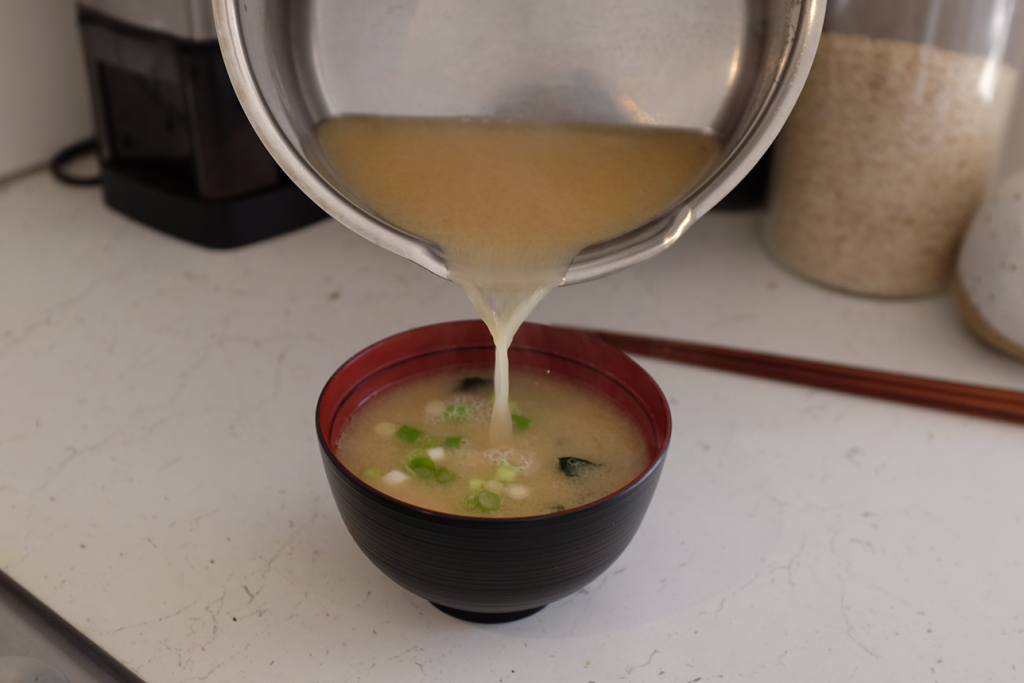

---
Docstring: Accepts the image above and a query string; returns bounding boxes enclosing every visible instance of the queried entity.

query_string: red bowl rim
[316,320,671,521]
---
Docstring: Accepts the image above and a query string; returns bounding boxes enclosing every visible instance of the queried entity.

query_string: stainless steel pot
[213,0,823,284]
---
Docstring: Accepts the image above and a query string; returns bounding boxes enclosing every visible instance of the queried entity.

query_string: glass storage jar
[766,0,1021,297]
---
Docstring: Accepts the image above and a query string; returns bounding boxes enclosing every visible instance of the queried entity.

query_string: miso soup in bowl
[316,321,671,622]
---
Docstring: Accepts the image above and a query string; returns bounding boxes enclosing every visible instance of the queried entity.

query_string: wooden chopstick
[578,328,1024,426]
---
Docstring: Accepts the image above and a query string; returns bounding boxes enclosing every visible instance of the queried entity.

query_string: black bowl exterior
[321,445,664,615]
[316,321,671,617]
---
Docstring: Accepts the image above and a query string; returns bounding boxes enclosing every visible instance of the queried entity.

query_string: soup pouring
[212,0,825,622]
[212,0,824,285]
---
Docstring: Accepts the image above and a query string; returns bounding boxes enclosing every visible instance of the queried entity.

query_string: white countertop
[2,172,1023,682]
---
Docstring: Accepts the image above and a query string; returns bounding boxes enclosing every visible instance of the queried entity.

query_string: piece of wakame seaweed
[456,376,494,393]
[558,457,602,478]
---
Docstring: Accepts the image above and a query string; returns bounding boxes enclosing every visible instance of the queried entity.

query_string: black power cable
[50,138,101,186]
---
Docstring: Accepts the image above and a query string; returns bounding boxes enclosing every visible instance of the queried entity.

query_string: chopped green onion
[511,414,531,431]
[436,467,456,484]
[495,464,517,483]
[463,489,501,511]
[360,466,383,480]
[395,425,423,443]
[408,456,437,478]
[468,479,485,491]
[444,405,469,422]
[444,436,463,449]
[477,490,501,511]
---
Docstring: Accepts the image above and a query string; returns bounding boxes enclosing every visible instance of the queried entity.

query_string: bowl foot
[430,603,546,623]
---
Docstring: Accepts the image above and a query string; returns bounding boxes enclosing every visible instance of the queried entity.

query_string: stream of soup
[319,116,717,439]
[320,115,715,514]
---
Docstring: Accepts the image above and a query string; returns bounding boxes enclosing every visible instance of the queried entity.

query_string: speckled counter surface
[2,172,1022,682]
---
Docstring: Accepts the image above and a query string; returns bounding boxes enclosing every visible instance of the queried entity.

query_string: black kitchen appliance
[78,0,324,248]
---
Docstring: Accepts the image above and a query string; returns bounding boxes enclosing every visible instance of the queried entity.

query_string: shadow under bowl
[316,321,671,622]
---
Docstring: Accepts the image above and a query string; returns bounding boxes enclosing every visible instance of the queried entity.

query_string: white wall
[0,0,92,180]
